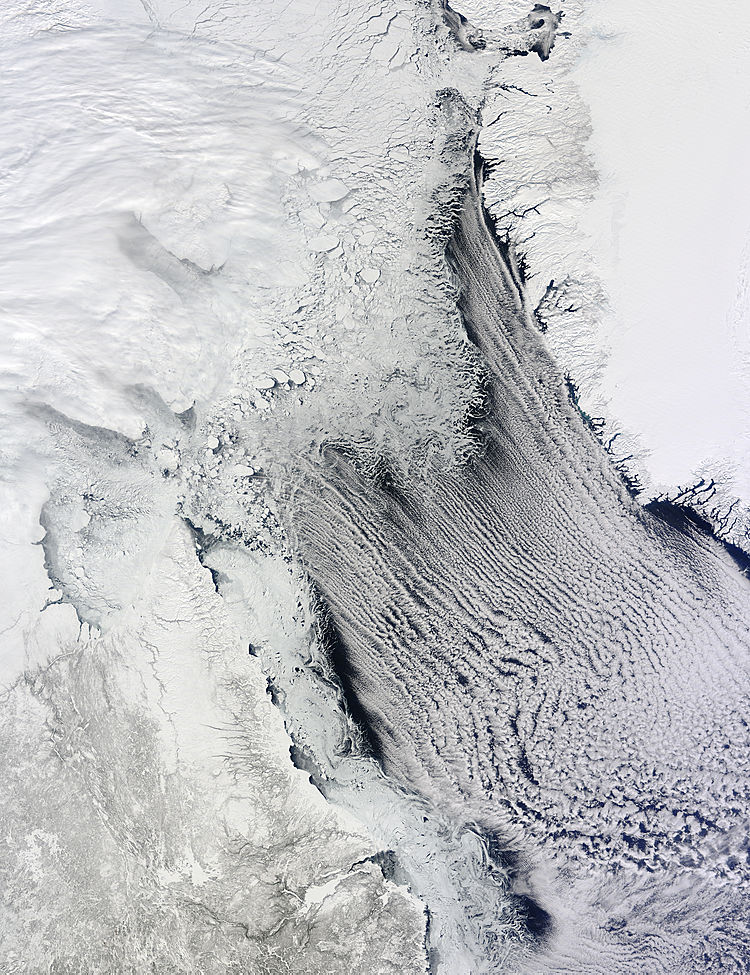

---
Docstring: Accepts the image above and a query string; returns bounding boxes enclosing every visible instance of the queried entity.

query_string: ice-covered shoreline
[2,0,749,972]
[0,1,532,971]
[458,0,750,554]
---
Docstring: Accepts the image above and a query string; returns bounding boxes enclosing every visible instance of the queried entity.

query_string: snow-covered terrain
[575,0,750,534]
[2,0,749,972]
[0,0,528,970]
[0,1,456,970]
[460,0,750,548]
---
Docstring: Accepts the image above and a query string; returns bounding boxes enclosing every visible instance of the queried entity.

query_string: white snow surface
[463,0,750,544]
[576,0,750,510]
[3,0,749,970]
[0,0,517,971]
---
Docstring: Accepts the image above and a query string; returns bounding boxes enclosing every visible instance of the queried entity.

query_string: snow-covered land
[2,0,749,972]
[0,0,532,970]
[463,0,750,547]
[575,0,750,534]
[0,1,457,971]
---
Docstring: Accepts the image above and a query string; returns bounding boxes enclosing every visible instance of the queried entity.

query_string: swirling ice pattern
[292,145,750,971]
